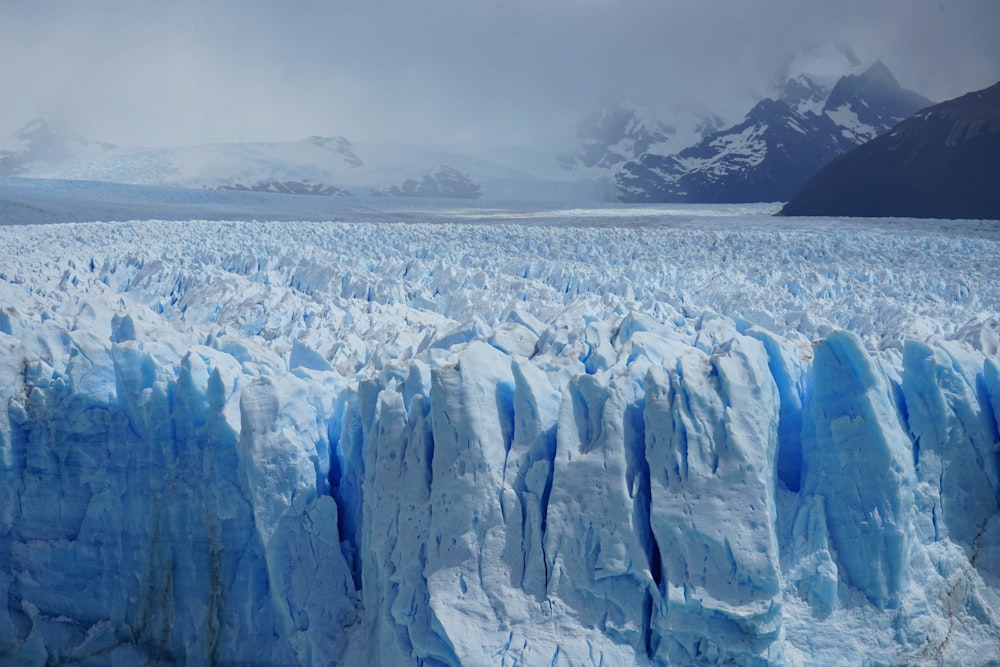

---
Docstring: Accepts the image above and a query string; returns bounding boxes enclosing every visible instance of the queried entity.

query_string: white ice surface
[1,199,999,665]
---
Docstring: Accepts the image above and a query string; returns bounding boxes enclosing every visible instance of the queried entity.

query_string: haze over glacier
[1,198,999,665]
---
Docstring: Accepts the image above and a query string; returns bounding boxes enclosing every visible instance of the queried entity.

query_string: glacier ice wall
[2,214,1000,665]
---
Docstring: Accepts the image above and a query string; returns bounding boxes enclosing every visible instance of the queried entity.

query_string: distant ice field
[3,189,998,352]
[3,175,1000,239]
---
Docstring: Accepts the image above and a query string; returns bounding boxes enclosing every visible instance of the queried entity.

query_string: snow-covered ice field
[1,185,999,665]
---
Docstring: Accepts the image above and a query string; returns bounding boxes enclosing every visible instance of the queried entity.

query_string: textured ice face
[1,206,999,665]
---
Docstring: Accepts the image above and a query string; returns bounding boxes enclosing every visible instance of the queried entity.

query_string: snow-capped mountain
[821,61,936,143]
[617,61,933,203]
[559,101,723,174]
[12,127,594,201]
[0,118,114,176]
[2,202,999,665]
[28,134,364,192]
[617,98,850,203]
[781,80,1000,219]
[775,42,865,116]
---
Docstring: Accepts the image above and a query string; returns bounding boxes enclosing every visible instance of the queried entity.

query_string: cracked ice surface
[1,204,1000,666]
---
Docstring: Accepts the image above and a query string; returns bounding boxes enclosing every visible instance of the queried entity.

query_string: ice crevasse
[0,218,999,666]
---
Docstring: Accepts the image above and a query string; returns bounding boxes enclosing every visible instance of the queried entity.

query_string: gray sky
[2,0,998,153]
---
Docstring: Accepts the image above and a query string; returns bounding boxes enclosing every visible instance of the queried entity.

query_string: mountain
[558,102,723,172]
[558,102,723,199]
[775,41,864,116]
[218,179,353,196]
[617,98,850,203]
[780,81,1000,219]
[12,126,593,202]
[558,102,725,197]
[372,164,482,198]
[28,134,365,191]
[616,61,933,203]
[821,61,934,143]
[558,104,671,171]
[0,118,114,176]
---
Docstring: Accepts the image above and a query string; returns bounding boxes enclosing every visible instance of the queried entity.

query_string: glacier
[1,200,999,665]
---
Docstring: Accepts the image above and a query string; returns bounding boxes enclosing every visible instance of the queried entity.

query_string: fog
[2,0,998,153]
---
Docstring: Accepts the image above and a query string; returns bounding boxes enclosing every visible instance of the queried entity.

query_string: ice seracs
[1,206,999,665]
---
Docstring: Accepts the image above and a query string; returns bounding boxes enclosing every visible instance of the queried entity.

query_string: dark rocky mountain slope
[780,81,1000,220]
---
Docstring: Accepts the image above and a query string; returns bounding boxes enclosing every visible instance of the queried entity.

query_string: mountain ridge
[4,120,596,201]
[616,61,933,203]
[780,80,1000,220]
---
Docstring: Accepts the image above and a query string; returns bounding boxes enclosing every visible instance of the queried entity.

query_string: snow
[677,124,770,179]
[1,194,999,665]
[791,87,828,117]
[825,104,879,143]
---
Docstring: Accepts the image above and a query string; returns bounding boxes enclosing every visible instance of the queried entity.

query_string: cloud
[1,0,997,154]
